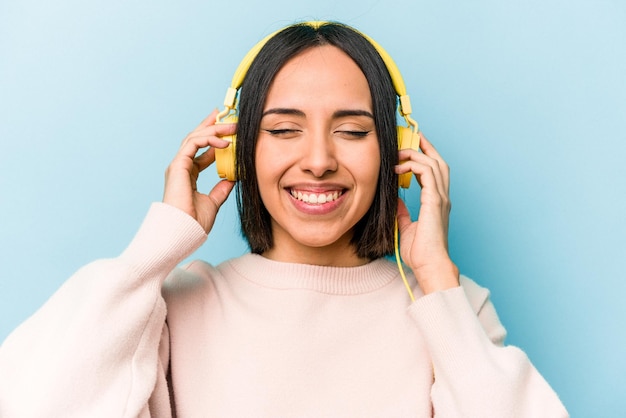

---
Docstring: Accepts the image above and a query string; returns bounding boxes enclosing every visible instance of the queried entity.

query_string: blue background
[1,0,624,415]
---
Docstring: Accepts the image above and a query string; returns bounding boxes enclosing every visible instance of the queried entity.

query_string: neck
[261,241,370,267]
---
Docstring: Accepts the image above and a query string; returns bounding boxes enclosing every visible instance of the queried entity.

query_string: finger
[397,162,448,215]
[199,109,219,128]
[179,124,236,160]
[185,123,237,145]
[190,179,236,233]
[194,147,216,173]
[207,179,236,212]
[397,151,447,200]
[179,110,235,146]
[179,110,219,146]
[418,133,440,158]
[396,198,412,232]
[418,133,450,192]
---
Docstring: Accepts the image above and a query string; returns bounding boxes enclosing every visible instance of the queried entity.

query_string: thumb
[208,180,236,211]
[397,198,412,232]
[198,180,236,233]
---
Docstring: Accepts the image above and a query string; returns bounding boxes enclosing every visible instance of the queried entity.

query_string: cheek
[254,139,276,182]
[349,143,381,184]
[254,139,288,204]
[254,161,274,204]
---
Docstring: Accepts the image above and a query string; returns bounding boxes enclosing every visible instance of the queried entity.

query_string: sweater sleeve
[0,203,207,418]
[408,276,569,417]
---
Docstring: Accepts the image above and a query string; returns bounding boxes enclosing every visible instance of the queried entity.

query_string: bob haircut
[235,21,399,259]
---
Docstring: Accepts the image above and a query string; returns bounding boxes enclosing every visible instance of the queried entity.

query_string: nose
[298,131,338,178]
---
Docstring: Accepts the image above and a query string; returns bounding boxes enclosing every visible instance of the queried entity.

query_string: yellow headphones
[214,21,420,189]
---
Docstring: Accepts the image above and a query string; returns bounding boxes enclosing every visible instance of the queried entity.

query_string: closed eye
[335,130,372,139]
[263,129,302,138]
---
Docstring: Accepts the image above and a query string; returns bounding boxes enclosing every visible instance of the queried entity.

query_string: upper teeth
[291,190,341,204]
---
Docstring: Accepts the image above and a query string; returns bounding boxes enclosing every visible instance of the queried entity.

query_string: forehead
[264,45,372,111]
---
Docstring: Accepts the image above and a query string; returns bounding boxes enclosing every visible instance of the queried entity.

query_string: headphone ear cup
[215,115,238,181]
[397,125,420,189]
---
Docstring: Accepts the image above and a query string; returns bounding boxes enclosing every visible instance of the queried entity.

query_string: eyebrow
[261,108,374,119]
[262,108,305,117]
[332,109,374,119]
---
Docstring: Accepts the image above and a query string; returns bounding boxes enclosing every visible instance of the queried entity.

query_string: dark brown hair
[235,22,398,259]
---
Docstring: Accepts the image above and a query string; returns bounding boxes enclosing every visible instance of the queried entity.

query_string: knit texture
[0,203,568,417]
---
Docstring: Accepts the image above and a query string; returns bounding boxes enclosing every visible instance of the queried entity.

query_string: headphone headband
[219,21,416,128]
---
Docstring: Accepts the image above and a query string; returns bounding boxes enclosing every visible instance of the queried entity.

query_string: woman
[0,22,568,417]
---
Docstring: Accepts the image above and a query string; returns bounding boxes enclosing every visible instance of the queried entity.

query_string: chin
[291,231,353,251]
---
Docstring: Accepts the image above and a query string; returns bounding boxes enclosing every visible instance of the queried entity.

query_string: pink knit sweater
[0,203,568,417]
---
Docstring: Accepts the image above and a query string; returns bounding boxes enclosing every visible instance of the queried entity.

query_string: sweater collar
[224,253,400,295]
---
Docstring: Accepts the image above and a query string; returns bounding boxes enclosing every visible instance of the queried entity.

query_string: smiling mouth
[289,189,343,204]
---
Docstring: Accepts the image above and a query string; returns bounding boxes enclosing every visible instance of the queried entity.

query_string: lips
[289,189,343,204]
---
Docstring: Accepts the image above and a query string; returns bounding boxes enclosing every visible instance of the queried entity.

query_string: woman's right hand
[163,109,237,233]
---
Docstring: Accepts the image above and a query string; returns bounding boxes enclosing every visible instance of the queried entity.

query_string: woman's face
[255,45,380,266]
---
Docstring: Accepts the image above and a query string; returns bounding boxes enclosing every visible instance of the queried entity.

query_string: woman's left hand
[396,133,460,295]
